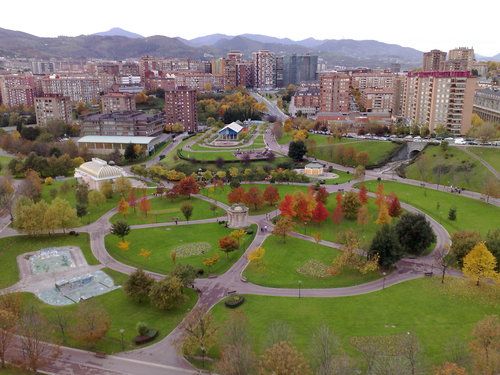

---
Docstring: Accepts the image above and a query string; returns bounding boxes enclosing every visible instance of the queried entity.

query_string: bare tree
[265,321,293,348]
[18,307,60,372]
[49,311,69,344]
[399,332,421,375]
[0,309,17,368]
[433,246,453,283]
[310,325,341,375]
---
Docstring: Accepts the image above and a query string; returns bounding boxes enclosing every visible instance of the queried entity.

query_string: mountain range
[0,27,498,68]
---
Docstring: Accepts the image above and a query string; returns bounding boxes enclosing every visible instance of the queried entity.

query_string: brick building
[34,94,72,126]
[41,75,100,103]
[81,111,164,137]
[0,74,35,107]
[164,86,198,132]
[101,93,136,113]
[319,72,350,112]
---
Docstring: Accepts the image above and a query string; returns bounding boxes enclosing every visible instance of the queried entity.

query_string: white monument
[227,204,249,228]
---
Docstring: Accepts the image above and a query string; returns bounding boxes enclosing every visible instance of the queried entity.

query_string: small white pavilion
[74,158,126,190]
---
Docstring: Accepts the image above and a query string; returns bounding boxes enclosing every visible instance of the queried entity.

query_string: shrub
[136,322,148,336]
[224,294,245,308]
[448,207,457,221]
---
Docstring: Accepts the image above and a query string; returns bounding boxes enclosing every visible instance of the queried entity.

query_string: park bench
[94,351,107,358]
[424,272,433,277]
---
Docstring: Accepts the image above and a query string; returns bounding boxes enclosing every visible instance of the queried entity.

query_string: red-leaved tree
[374,183,385,207]
[228,187,246,204]
[263,185,280,206]
[243,187,264,210]
[294,192,315,225]
[312,201,329,224]
[332,201,344,224]
[387,193,402,217]
[139,196,151,217]
[174,176,199,198]
[127,190,137,212]
[315,187,329,204]
[358,184,368,205]
[278,195,296,217]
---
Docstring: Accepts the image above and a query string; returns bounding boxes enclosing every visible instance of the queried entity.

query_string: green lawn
[212,278,499,365]
[201,183,309,214]
[19,269,197,354]
[466,146,500,172]
[277,132,293,145]
[41,178,122,224]
[190,134,266,151]
[105,223,257,276]
[110,196,224,225]
[179,148,240,161]
[0,233,98,289]
[405,145,495,193]
[363,180,500,236]
[0,155,13,176]
[244,235,379,288]
[309,139,399,167]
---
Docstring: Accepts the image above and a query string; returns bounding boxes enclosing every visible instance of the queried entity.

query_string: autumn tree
[358,184,368,204]
[88,190,106,210]
[174,176,199,198]
[124,269,155,303]
[374,183,385,207]
[219,236,239,258]
[469,315,499,375]
[71,302,111,348]
[127,189,137,212]
[149,275,185,310]
[244,186,264,211]
[278,194,296,217]
[18,307,60,372]
[18,169,42,201]
[273,216,294,243]
[331,194,344,225]
[450,231,482,267]
[170,264,197,287]
[375,202,392,225]
[312,201,329,225]
[341,191,361,220]
[180,306,218,369]
[203,254,220,270]
[45,197,78,233]
[111,220,130,240]
[394,213,436,256]
[294,191,316,226]
[434,362,468,375]
[259,341,312,375]
[228,186,246,204]
[462,242,498,286]
[263,185,280,206]
[100,180,114,199]
[139,196,151,216]
[0,308,17,368]
[387,193,402,217]
[114,176,132,197]
[181,202,194,221]
[247,246,265,263]
[117,197,129,217]
[75,181,89,207]
[230,229,246,247]
[483,176,500,203]
[216,311,256,375]
[0,175,14,220]
[314,186,329,204]
[357,204,370,225]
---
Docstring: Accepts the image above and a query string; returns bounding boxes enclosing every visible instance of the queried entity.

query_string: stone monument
[227,204,249,228]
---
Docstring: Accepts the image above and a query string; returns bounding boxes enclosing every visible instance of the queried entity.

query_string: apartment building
[31,61,55,75]
[319,72,350,112]
[253,50,276,89]
[41,75,100,103]
[422,50,447,71]
[223,51,242,89]
[282,54,318,86]
[164,86,197,132]
[0,74,35,107]
[34,94,72,126]
[81,111,164,136]
[289,84,320,117]
[402,71,477,135]
[351,72,395,90]
[360,88,395,113]
[236,62,254,88]
[473,88,500,123]
[101,93,136,113]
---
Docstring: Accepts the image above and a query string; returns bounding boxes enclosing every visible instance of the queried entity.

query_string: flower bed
[174,242,212,258]
[296,259,331,278]
[224,294,245,308]
[134,329,159,345]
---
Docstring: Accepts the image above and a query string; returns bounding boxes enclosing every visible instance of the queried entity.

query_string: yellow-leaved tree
[247,247,265,263]
[462,242,498,286]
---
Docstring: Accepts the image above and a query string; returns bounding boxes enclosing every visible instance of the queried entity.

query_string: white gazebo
[304,162,324,176]
[74,158,126,190]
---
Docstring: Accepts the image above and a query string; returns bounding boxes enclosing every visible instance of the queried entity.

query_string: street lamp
[119,328,125,351]
[298,280,302,299]
[303,222,307,235]
[382,272,387,290]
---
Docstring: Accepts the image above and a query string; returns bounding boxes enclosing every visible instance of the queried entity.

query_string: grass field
[201,183,309,214]
[0,233,98,289]
[363,180,500,236]
[179,148,240,161]
[405,145,495,193]
[466,146,500,172]
[19,269,197,354]
[105,223,257,276]
[190,134,266,151]
[212,278,499,365]
[41,178,122,224]
[0,155,13,176]
[244,235,379,288]
[110,196,224,225]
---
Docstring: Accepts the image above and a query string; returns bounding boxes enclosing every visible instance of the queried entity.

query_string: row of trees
[450,229,500,269]
[8,152,84,178]
[178,308,499,375]
[228,185,281,210]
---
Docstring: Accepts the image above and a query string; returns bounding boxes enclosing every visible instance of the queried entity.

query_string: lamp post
[119,328,125,351]
[382,272,387,290]
[298,280,302,299]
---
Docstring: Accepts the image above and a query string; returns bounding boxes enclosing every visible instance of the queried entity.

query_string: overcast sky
[2,0,498,56]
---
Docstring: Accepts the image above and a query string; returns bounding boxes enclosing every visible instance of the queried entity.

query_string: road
[251,91,289,122]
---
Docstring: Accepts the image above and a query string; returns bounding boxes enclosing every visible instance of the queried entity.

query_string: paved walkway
[460,146,499,179]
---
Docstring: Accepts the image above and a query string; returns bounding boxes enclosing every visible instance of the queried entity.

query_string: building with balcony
[319,72,350,112]
[81,111,164,137]
[34,94,72,126]
[101,93,136,113]
[473,88,500,123]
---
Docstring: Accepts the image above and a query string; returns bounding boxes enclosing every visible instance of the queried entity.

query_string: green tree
[88,190,106,209]
[450,231,482,267]
[485,228,500,269]
[369,224,403,268]
[124,143,137,161]
[448,207,457,221]
[149,275,185,310]
[394,213,436,256]
[100,181,114,199]
[110,220,130,241]
[288,140,307,161]
[180,202,194,222]
[170,264,197,287]
[124,269,155,303]
[75,182,89,207]
[341,191,361,220]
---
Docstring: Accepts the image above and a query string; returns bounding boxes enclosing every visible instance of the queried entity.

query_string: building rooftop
[219,122,243,133]
[76,158,124,179]
[77,135,157,145]
[305,163,324,169]
[476,88,500,97]
[83,111,162,122]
